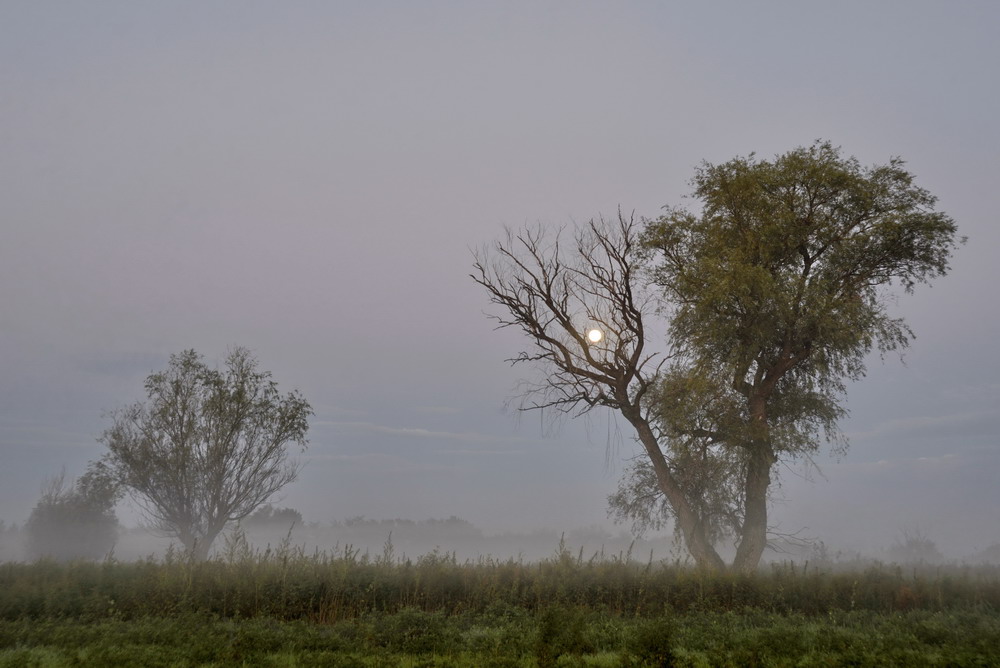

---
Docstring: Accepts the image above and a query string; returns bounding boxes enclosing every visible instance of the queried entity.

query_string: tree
[473,142,961,571]
[243,504,303,530]
[101,348,312,560]
[25,463,121,560]
[886,527,944,565]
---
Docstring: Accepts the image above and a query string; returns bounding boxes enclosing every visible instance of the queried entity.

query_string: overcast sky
[2,1,997,558]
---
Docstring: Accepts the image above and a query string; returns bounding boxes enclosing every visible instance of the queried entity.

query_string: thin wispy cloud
[314,420,540,446]
[433,448,526,457]
[301,452,459,475]
[414,406,463,415]
[847,410,999,442]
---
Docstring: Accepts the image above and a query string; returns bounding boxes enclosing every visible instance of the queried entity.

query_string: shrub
[372,607,458,654]
[887,528,944,565]
[533,605,591,667]
[243,505,303,531]
[629,618,676,667]
[25,466,120,561]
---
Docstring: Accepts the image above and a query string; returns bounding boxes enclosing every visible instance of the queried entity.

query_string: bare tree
[101,348,312,559]
[473,213,727,569]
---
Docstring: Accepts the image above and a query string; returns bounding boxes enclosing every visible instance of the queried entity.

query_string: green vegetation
[1,544,997,666]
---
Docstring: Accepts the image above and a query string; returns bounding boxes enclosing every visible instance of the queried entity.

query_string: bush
[372,607,458,654]
[629,618,676,667]
[533,605,591,667]
[887,528,944,565]
[243,505,303,530]
[25,466,119,561]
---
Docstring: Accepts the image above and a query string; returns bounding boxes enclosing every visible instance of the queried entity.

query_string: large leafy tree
[474,142,961,571]
[101,348,312,559]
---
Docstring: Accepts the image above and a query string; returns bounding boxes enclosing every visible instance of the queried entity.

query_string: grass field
[1,541,998,667]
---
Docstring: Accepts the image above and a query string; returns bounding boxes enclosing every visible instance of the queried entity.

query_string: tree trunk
[195,522,227,561]
[731,445,775,573]
[177,526,197,557]
[727,351,806,572]
[628,413,727,571]
[178,524,223,561]
[192,538,211,561]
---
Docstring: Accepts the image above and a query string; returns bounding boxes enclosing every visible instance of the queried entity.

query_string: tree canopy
[475,142,961,571]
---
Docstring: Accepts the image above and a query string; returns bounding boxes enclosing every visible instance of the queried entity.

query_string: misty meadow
[4,1,1000,665]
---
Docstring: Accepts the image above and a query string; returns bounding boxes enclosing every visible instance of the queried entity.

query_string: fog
[2,2,998,565]
[3,508,1000,567]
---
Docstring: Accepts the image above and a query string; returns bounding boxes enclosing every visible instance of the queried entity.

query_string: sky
[1,1,998,558]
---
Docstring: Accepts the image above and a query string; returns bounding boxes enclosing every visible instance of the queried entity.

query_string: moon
[586,328,604,343]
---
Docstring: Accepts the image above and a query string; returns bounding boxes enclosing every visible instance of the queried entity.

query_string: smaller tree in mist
[887,527,944,564]
[26,463,121,560]
[101,348,312,560]
[243,504,303,530]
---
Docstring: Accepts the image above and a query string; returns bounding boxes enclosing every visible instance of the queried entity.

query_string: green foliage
[533,604,592,667]
[616,142,963,562]
[647,142,961,371]
[371,607,459,654]
[628,618,676,667]
[0,606,997,666]
[643,140,961,447]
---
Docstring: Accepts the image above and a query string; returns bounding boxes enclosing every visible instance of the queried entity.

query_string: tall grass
[1,535,997,623]
[1,540,999,666]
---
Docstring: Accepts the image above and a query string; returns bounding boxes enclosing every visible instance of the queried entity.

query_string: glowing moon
[586,328,604,343]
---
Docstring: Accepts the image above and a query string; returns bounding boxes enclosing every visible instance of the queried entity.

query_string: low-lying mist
[2,511,999,568]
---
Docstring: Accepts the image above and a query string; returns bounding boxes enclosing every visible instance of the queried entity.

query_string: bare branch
[471,213,664,419]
